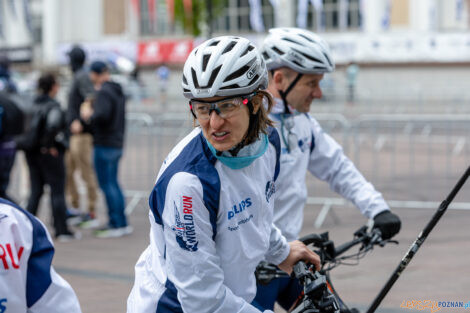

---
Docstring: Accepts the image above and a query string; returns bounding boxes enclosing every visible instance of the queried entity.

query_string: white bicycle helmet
[261,28,334,74]
[182,36,268,99]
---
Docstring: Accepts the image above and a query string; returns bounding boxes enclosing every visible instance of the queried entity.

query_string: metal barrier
[7,113,470,225]
[308,113,470,227]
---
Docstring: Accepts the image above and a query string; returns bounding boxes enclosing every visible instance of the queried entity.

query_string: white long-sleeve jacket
[127,127,289,313]
[270,98,389,241]
[0,199,82,313]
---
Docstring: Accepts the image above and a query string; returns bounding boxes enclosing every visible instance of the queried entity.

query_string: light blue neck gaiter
[205,134,269,170]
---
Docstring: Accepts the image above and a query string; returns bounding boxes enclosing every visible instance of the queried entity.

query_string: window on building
[300,0,361,32]
[139,0,181,36]
[212,0,274,34]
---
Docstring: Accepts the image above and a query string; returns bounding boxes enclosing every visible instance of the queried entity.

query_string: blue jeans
[94,146,127,228]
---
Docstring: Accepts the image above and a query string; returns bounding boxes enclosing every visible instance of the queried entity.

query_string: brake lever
[379,239,399,247]
[255,261,288,285]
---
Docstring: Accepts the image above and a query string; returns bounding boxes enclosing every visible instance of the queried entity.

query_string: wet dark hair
[37,73,57,95]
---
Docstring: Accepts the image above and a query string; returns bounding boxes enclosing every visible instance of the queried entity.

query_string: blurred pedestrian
[81,61,131,238]
[19,73,77,241]
[0,91,23,203]
[65,45,99,228]
[346,62,359,103]
[155,63,170,105]
[0,55,17,93]
[0,198,82,312]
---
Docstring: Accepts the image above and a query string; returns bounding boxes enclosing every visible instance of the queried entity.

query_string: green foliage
[174,0,227,36]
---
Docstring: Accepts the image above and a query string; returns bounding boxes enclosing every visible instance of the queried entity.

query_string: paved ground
[8,66,470,313]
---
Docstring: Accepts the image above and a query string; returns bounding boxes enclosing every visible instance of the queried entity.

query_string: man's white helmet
[182,36,268,99]
[261,28,335,74]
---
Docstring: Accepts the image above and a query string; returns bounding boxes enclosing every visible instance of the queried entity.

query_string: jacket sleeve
[265,223,290,265]
[25,214,82,313]
[89,90,112,127]
[161,172,271,313]
[42,106,64,148]
[307,116,389,219]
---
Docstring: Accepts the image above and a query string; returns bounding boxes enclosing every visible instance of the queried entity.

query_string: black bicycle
[257,166,470,313]
[256,226,397,313]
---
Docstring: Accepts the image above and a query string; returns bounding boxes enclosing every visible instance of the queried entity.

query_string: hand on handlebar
[373,210,401,240]
[278,240,321,275]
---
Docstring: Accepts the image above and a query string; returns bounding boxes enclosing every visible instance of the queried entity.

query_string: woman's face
[196,96,251,152]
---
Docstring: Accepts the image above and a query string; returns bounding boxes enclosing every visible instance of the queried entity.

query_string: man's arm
[307,116,389,219]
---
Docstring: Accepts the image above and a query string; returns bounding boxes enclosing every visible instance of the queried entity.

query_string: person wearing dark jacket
[65,45,99,227]
[25,73,78,241]
[81,61,131,238]
[0,92,23,202]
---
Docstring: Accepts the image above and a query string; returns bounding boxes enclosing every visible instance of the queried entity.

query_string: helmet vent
[209,40,220,46]
[293,49,322,63]
[299,34,314,43]
[282,37,301,45]
[182,74,188,85]
[240,45,254,57]
[202,54,211,71]
[220,84,240,90]
[272,46,284,55]
[222,41,237,54]
[292,60,304,68]
[323,52,333,67]
[262,52,270,60]
[223,57,256,82]
[191,68,200,88]
[205,64,222,88]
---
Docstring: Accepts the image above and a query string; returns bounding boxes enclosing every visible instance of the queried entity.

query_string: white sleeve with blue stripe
[161,173,272,313]
[307,116,389,218]
[0,200,82,313]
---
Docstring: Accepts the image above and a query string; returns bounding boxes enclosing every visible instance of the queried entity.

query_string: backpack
[0,93,24,141]
[14,100,66,152]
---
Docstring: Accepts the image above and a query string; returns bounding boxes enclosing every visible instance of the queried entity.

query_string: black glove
[373,210,401,240]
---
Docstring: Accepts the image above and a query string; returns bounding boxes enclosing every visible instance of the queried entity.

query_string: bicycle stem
[366,165,470,313]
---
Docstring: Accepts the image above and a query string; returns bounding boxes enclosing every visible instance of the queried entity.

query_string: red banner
[137,39,194,65]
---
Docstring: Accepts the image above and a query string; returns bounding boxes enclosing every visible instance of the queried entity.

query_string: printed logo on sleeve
[0,243,24,270]
[265,180,275,203]
[0,298,6,313]
[171,196,198,252]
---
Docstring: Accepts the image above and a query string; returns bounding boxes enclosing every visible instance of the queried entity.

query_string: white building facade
[0,0,469,65]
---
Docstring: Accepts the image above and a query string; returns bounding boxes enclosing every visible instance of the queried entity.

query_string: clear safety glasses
[189,93,255,120]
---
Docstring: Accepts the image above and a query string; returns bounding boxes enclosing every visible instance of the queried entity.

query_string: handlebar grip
[298,233,324,246]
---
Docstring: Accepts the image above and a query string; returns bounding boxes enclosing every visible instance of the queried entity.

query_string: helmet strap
[278,73,303,114]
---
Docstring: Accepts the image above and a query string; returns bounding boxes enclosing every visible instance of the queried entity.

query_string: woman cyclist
[127,36,320,313]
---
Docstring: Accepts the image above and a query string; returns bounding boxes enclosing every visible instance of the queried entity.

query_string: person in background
[65,45,99,228]
[22,73,78,242]
[253,27,401,311]
[0,198,82,312]
[0,69,23,202]
[346,62,359,104]
[155,63,170,105]
[80,61,130,238]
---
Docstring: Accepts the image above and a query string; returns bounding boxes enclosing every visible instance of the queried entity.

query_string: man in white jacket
[253,28,401,311]
[0,198,82,313]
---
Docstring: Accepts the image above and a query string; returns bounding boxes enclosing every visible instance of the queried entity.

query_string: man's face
[276,69,324,113]
[89,72,108,89]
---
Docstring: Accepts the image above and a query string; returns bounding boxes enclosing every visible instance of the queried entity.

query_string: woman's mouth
[212,131,229,141]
